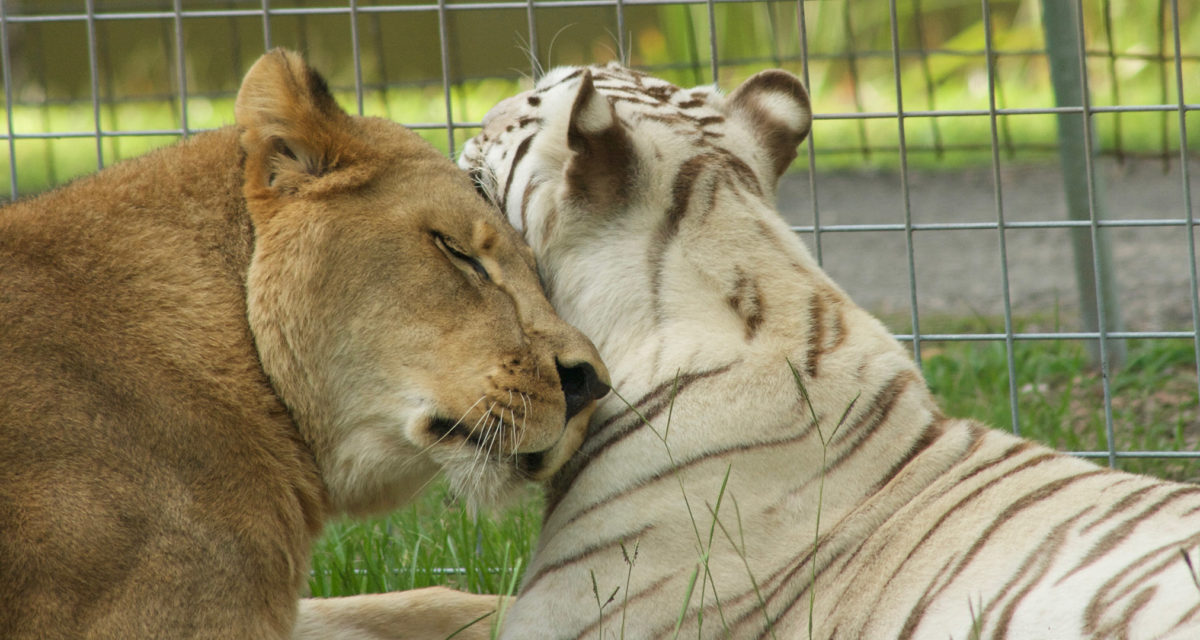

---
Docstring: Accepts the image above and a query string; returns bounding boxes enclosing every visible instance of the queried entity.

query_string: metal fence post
[1040,0,1126,368]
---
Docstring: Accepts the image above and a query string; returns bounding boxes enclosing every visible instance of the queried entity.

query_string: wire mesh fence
[2,0,1198,477]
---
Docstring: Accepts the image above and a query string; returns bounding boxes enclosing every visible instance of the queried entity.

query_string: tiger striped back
[460,63,1200,639]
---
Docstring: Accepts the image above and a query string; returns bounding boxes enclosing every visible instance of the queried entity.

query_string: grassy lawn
[309,484,540,599]
[309,481,541,598]
[924,335,1200,481]
[308,332,1200,599]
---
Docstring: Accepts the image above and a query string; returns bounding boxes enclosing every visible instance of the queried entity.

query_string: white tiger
[452,63,1200,639]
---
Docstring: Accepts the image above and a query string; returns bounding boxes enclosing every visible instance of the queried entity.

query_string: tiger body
[460,64,1200,639]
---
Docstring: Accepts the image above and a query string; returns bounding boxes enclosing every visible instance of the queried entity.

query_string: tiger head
[459,64,812,380]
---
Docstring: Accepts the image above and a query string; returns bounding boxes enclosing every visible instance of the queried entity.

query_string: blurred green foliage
[2,0,1198,197]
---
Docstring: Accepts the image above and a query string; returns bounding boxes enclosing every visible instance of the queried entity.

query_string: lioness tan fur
[293,588,510,640]
[0,50,608,640]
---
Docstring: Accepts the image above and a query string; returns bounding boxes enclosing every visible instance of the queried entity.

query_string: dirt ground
[775,157,1200,333]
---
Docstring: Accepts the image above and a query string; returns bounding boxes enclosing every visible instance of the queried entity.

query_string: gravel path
[775,158,1200,332]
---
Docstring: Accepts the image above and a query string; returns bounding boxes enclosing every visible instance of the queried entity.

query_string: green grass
[307,482,540,598]
[923,334,1200,482]
[307,329,1200,599]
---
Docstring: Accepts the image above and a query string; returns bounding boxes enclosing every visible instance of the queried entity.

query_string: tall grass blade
[672,565,701,640]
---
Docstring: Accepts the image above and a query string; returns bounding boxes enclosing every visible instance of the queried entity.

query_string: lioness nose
[556,359,610,421]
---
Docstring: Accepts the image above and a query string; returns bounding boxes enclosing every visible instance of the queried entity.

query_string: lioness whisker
[518,392,531,457]
[463,405,492,470]
[420,395,489,459]
[497,407,506,464]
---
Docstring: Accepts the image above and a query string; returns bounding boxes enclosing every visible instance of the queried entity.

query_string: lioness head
[234,50,609,515]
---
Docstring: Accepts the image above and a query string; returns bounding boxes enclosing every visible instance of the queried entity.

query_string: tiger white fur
[458,63,1200,639]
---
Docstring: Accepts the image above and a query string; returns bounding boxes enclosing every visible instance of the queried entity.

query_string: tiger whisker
[543,23,575,76]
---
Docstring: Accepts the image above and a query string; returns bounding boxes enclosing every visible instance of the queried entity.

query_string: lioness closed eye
[0,49,608,640]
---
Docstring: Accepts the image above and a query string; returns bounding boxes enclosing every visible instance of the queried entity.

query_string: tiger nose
[556,359,610,421]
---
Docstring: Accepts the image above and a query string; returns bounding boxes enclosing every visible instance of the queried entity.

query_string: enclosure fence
[3,0,1199,478]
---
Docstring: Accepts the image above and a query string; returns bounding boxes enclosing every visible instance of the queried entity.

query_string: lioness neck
[8,127,327,528]
[0,127,329,635]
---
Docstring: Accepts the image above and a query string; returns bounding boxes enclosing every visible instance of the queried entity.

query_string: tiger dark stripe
[544,363,736,514]
[869,415,949,494]
[499,134,533,215]
[579,363,734,459]
[984,508,1091,635]
[459,63,1200,639]
[518,523,655,596]
[562,416,820,533]
[896,470,1108,635]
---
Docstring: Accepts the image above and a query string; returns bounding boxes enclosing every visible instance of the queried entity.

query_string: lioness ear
[235,49,371,209]
[725,70,811,183]
[564,69,634,210]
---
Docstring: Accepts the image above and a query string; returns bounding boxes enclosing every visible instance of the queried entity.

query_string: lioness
[0,49,608,639]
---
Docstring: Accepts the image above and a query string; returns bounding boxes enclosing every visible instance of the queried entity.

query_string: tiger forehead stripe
[606,94,662,109]
[646,152,717,328]
[643,85,676,102]
[555,68,584,84]
[499,134,534,212]
[634,111,691,127]
[517,177,541,234]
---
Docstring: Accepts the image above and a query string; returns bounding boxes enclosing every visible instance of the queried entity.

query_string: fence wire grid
[2,0,1199,478]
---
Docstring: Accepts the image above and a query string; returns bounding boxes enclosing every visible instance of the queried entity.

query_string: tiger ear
[564,69,635,210]
[235,49,376,219]
[726,70,812,182]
